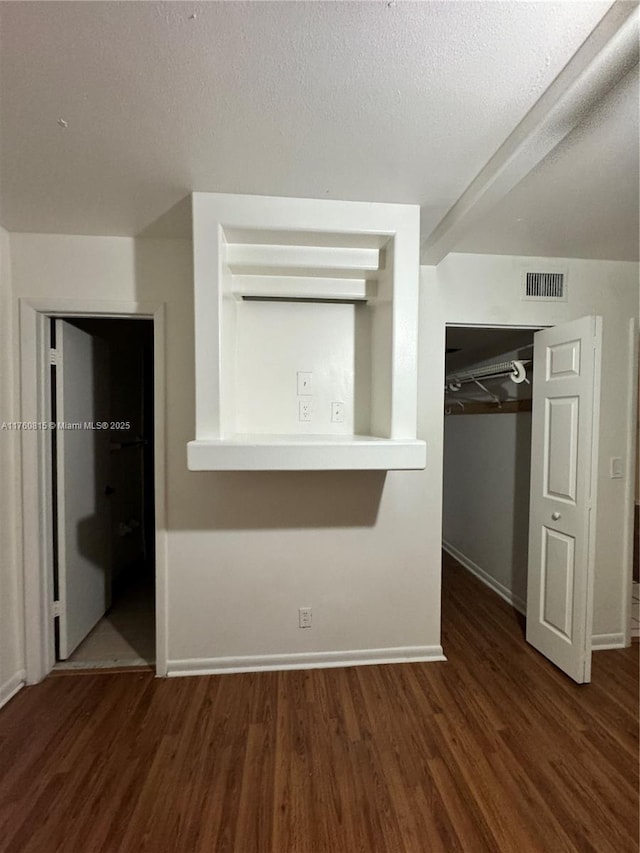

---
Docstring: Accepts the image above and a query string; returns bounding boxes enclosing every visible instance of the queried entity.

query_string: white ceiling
[456,64,639,260]
[0,0,636,262]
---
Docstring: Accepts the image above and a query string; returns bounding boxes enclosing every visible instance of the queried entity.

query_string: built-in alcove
[187,193,426,471]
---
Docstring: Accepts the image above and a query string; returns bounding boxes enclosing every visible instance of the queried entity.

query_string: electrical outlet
[331,401,344,423]
[299,607,312,628]
[299,400,312,422]
[297,372,313,395]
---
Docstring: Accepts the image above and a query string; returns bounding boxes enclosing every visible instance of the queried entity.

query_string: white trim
[583,315,603,683]
[622,317,638,647]
[19,298,168,682]
[167,646,446,677]
[591,633,626,650]
[445,322,546,331]
[443,540,527,614]
[151,304,168,677]
[20,304,54,681]
[0,671,25,709]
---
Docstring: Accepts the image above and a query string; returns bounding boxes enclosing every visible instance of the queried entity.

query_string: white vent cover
[522,270,567,301]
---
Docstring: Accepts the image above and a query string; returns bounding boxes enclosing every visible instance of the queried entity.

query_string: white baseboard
[0,670,25,710]
[167,645,446,678]
[443,540,527,615]
[591,633,626,650]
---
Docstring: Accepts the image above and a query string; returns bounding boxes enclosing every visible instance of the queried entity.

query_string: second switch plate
[331,402,344,423]
[297,372,313,395]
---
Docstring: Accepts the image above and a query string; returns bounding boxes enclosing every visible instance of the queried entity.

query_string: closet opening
[442,325,539,631]
[51,317,155,670]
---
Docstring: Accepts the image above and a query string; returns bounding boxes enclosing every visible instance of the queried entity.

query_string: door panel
[547,339,581,378]
[541,527,574,638]
[55,320,112,659]
[527,315,601,683]
[545,397,579,501]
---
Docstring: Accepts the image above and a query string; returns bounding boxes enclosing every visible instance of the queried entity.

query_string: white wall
[9,233,442,677]
[443,412,532,610]
[235,300,358,435]
[0,227,25,707]
[423,253,639,643]
[6,238,636,686]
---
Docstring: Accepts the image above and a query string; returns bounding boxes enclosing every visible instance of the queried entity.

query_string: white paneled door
[527,315,602,683]
[55,320,112,659]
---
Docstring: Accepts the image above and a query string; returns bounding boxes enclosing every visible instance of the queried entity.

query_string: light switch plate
[610,457,624,479]
[297,372,313,395]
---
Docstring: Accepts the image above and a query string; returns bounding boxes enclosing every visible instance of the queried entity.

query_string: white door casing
[55,320,112,658]
[527,315,602,683]
[19,299,166,683]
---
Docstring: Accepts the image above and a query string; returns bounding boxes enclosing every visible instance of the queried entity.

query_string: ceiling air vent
[522,270,567,302]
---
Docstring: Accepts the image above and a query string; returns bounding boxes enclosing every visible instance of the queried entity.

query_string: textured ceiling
[456,64,640,261]
[0,0,616,246]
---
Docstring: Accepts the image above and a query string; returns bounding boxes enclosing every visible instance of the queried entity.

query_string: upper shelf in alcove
[223,226,387,301]
[225,243,383,274]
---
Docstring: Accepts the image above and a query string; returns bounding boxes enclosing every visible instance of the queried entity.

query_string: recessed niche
[187,192,426,471]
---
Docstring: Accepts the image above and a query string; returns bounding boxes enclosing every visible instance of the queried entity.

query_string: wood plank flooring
[0,553,637,852]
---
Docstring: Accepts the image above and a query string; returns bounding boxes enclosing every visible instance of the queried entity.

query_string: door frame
[20,298,168,681]
[622,317,638,647]
[441,321,545,616]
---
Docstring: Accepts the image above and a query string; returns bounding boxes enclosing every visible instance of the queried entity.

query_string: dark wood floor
[1,554,637,852]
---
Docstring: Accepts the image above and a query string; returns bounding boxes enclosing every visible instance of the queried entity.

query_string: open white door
[55,320,112,658]
[527,315,602,683]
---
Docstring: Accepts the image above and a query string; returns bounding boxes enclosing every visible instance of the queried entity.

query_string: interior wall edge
[0,227,25,700]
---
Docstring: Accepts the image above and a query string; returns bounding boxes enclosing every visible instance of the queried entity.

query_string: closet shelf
[187,435,427,471]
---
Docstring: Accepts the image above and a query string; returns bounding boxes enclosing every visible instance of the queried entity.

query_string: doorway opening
[442,325,538,629]
[51,317,155,670]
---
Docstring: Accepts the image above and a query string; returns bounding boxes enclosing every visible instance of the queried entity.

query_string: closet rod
[445,358,531,388]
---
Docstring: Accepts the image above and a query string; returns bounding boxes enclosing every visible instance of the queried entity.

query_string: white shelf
[225,243,382,273]
[188,435,427,471]
[231,275,374,302]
